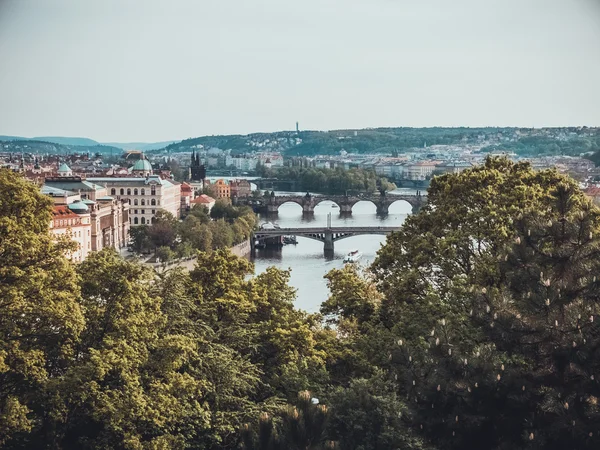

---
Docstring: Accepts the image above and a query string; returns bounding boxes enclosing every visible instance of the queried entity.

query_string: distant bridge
[237,192,427,215]
[252,226,400,254]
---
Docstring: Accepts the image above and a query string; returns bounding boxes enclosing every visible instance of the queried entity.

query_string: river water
[251,189,417,312]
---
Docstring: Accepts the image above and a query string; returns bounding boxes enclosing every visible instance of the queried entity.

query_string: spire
[191,150,196,166]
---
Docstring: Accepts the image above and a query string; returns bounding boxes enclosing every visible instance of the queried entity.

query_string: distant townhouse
[43,172,130,253]
[209,179,231,201]
[87,159,181,225]
[405,161,439,180]
[50,204,92,262]
[435,161,472,175]
[180,181,194,212]
[230,179,252,198]
[190,194,216,212]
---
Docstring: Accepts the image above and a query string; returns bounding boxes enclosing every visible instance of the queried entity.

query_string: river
[251,189,417,312]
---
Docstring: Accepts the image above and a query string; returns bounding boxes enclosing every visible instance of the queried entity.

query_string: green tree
[0,169,84,447]
[156,245,175,262]
[242,391,332,450]
[327,372,425,450]
[252,268,328,400]
[48,249,202,449]
[210,219,234,249]
[365,158,600,449]
[147,210,178,250]
[128,224,151,254]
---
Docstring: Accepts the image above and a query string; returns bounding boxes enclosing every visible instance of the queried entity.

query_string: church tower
[190,150,206,182]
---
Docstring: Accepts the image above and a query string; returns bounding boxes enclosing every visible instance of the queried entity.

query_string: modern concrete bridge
[238,192,427,215]
[252,226,400,254]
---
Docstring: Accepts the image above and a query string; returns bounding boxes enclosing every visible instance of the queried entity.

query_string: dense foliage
[322,158,600,450]
[4,157,600,449]
[0,169,327,449]
[257,166,395,195]
[130,202,257,260]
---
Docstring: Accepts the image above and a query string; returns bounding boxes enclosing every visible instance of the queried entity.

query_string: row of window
[56,218,81,227]
[130,217,157,225]
[110,187,156,196]
[128,198,158,206]
[131,209,155,215]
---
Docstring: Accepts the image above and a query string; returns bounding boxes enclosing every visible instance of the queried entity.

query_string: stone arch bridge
[252,226,399,254]
[237,193,426,215]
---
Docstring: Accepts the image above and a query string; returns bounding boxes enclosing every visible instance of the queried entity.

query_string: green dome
[67,201,89,213]
[132,159,152,172]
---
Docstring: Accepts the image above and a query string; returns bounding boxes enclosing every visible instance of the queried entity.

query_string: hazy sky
[0,0,599,142]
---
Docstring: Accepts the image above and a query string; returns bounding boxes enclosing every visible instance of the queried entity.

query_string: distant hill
[160,127,600,157]
[0,138,122,156]
[35,136,101,146]
[0,135,101,146]
[102,141,180,151]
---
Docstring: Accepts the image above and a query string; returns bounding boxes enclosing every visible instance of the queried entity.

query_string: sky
[0,0,599,142]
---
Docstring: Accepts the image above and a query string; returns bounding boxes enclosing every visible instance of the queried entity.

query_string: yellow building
[212,179,231,200]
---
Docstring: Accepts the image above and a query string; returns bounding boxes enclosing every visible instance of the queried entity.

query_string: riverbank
[145,238,252,272]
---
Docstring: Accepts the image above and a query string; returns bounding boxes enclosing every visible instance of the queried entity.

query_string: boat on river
[343,250,362,263]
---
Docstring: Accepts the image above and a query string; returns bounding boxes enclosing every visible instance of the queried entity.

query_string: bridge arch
[277,200,305,211]
[387,198,414,214]
[314,199,341,209]
[350,200,378,214]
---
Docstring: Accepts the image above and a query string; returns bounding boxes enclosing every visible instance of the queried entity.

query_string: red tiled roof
[191,194,215,204]
[180,182,193,194]
[52,205,79,219]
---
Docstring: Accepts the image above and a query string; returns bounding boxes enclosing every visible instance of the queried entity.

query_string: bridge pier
[411,204,423,215]
[324,232,334,258]
[302,203,315,214]
[339,204,353,214]
[376,204,389,216]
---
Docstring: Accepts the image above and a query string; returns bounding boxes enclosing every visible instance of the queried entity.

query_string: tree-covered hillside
[160,127,600,157]
[0,139,122,155]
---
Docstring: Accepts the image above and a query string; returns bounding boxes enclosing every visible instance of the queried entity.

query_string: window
[127,188,131,195]
[151,185,156,195]
[141,188,145,195]
[141,199,145,206]
[151,217,157,224]
[120,188,124,195]
[128,199,131,205]
[141,210,145,214]
[151,198,156,206]
[141,217,146,224]
[152,209,155,214]
[111,188,116,195]
[134,188,138,195]
[134,217,139,225]
[134,199,138,206]
[134,209,138,214]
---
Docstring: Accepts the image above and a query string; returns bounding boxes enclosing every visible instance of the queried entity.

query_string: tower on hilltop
[190,150,206,182]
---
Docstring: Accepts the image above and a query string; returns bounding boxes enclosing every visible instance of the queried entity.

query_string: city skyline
[1,0,599,142]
